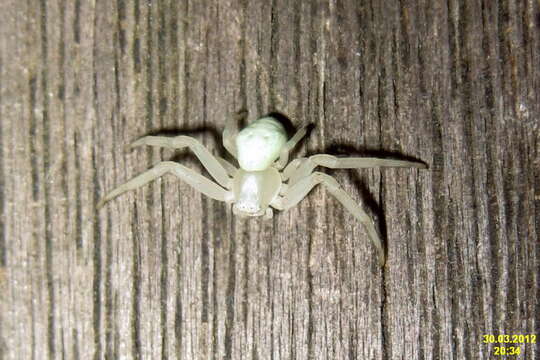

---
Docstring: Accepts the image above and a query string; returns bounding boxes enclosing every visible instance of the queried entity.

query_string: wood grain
[0,0,538,359]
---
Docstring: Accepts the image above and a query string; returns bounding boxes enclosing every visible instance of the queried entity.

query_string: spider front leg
[283,154,427,185]
[272,172,385,266]
[97,161,233,209]
[130,135,232,188]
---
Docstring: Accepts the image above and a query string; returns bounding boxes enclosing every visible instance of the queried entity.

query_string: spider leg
[274,124,309,170]
[222,110,248,158]
[264,208,273,219]
[97,161,233,209]
[130,135,232,188]
[283,154,427,185]
[215,155,238,177]
[272,172,385,266]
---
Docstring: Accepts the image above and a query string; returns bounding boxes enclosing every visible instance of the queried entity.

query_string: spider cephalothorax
[99,112,426,266]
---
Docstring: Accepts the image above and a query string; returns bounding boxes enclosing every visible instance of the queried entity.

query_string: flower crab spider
[98,111,427,266]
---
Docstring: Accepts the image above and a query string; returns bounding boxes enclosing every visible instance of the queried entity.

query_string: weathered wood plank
[0,0,538,359]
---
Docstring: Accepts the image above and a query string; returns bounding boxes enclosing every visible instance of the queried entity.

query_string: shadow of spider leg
[97,161,233,209]
[271,172,385,266]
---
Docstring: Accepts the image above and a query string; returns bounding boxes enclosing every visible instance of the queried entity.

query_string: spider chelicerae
[98,111,427,266]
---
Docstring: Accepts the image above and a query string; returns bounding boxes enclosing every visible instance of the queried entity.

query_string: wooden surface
[0,0,538,359]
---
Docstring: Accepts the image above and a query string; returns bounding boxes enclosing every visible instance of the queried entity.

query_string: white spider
[98,111,426,265]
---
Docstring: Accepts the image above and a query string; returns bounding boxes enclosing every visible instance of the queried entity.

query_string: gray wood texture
[1,0,538,359]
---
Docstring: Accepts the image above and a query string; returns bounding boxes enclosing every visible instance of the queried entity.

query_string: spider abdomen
[235,117,287,171]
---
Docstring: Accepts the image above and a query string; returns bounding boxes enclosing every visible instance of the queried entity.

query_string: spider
[98,111,426,266]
